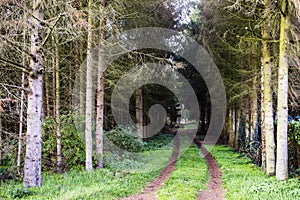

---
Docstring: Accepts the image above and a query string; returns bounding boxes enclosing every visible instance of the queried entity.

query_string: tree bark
[276,0,289,180]
[95,0,106,168]
[232,106,236,149]
[261,54,266,172]
[0,111,2,164]
[23,0,44,187]
[79,37,85,136]
[228,107,235,148]
[200,101,206,133]
[250,68,258,151]
[136,88,143,140]
[243,96,251,151]
[85,0,94,171]
[234,106,241,151]
[44,62,51,117]
[17,26,27,173]
[17,71,25,174]
[262,0,276,175]
[54,26,62,174]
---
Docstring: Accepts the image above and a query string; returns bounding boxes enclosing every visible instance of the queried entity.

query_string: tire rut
[120,135,180,200]
[193,139,225,200]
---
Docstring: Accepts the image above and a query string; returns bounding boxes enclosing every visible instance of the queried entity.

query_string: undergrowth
[0,132,176,199]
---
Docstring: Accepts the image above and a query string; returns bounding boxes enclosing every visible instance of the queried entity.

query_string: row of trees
[196,0,299,180]
[0,0,181,187]
[1,0,298,188]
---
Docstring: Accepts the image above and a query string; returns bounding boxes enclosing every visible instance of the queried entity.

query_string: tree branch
[0,83,30,93]
[0,57,29,73]
[236,35,279,43]
[38,13,65,51]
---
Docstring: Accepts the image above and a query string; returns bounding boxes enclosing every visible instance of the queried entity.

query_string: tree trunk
[243,96,251,151]
[136,88,143,140]
[17,26,27,173]
[95,0,106,168]
[276,0,289,180]
[200,101,206,133]
[261,54,266,172]
[232,106,236,149]
[79,37,85,136]
[250,70,258,151]
[54,27,62,174]
[234,106,241,151]
[23,0,44,187]
[68,57,73,110]
[262,0,276,175]
[95,68,104,169]
[0,111,2,164]
[17,71,25,174]
[85,0,94,171]
[44,62,51,117]
[228,107,235,148]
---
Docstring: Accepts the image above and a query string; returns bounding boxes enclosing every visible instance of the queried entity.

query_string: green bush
[142,132,174,151]
[42,114,85,171]
[288,121,300,174]
[0,166,14,181]
[105,126,143,152]
[6,187,35,199]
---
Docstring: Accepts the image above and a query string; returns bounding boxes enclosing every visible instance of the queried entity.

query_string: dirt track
[121,130,225,200]
[193,139,225,200]
[120,135,180,200]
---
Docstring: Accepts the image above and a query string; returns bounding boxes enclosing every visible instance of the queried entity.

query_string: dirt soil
[193,139,225,200]
[121,130,225,200]
[120,135,180,200]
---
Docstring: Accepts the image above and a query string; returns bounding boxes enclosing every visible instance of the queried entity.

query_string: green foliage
[105,126,143,153]
[0,166,14,181]
[42,114,85,171]
[142,133,174,151]
[103,150,147,172]
[209,145,300,200]
[288,121,300,145]
[288,121,300,173]
[157,145,209,200]
[103,129,174,173]
[5,187,35,199]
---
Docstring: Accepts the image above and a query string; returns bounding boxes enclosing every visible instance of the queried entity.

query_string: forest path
[120,135,180,200]
[121,130,225,200]
[193,139,225,200]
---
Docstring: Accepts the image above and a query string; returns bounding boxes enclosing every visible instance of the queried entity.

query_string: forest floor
[1,130,299,200]
[121,133,180,200]
[122,129,225,200]
[194,140,225,200]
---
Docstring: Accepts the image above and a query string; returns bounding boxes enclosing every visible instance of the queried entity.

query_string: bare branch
[0,57,29,73]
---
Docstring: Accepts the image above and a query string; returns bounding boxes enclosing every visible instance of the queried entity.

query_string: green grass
[157,144,209,200]
[182,123,198,130]
[0,168,161,199]
[3,142,298,200]
[0,133,176,200]
[208,145,300,200]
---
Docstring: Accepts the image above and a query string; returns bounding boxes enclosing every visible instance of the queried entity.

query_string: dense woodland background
[0,0,299,188]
